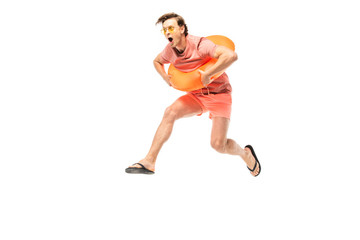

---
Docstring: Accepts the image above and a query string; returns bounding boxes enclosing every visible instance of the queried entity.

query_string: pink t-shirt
[160,35,232,94]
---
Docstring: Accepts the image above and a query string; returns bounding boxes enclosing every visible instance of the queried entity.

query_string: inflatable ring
[168,35,235,92]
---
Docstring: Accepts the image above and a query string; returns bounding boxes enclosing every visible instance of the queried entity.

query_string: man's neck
[175,35,187,53]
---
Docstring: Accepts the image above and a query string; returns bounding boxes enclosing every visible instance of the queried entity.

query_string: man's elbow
[231,52,238,62]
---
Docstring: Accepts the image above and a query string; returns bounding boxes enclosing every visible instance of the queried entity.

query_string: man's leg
[210,116,260,176]
[129,94,203,172]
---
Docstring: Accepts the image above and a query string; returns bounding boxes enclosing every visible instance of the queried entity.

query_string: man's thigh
[167,94,203,119]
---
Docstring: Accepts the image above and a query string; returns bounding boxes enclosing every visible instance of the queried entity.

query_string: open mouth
[168,37,173,42]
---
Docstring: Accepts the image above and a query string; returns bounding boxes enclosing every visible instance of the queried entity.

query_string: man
[126,13,261,176]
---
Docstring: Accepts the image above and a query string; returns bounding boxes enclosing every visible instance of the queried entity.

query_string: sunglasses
[161,26,176,35]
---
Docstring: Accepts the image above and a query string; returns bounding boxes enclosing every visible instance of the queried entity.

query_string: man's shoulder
[187,35,209,49]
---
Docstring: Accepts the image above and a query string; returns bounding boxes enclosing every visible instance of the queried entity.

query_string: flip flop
[245,145,261,177]
[125,163,155,174]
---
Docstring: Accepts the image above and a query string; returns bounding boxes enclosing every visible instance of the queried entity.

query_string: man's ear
[180,25,185,34]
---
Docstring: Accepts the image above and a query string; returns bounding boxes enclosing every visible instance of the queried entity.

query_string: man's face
[162,18,184,48]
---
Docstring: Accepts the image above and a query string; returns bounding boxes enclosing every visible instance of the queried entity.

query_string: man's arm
[153,53,172,86]
[198,46,238,86]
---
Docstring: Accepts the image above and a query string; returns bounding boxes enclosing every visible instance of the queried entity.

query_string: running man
[126,13,261,176]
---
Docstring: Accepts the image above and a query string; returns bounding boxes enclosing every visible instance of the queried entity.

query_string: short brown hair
[156,12,188,36]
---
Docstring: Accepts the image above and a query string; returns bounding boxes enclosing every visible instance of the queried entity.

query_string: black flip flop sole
[125,163,155,174]
[245,145,261,177]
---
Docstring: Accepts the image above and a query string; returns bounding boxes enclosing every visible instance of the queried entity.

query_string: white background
[1,0,359,239]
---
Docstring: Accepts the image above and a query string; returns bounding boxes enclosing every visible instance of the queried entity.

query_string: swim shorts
[187,91,232,119]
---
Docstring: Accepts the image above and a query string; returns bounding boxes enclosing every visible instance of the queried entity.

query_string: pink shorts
[187,92,232,119]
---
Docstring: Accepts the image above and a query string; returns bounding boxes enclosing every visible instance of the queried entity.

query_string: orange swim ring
[168,35,235,92]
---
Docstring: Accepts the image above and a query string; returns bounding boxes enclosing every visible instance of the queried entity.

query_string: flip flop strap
[247,160,257,172]
[133,163,145,169]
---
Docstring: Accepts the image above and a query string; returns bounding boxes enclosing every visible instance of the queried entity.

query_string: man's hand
[163,74,172,87]
[198,69,211,87]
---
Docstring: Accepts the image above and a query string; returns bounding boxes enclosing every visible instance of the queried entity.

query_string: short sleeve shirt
[160,35,232,94]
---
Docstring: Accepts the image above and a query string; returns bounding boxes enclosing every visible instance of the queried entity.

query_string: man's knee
[163,106,179,122]
[211,138,227,153]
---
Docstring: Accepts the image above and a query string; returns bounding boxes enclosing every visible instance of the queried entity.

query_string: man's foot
[244,145,261,177]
